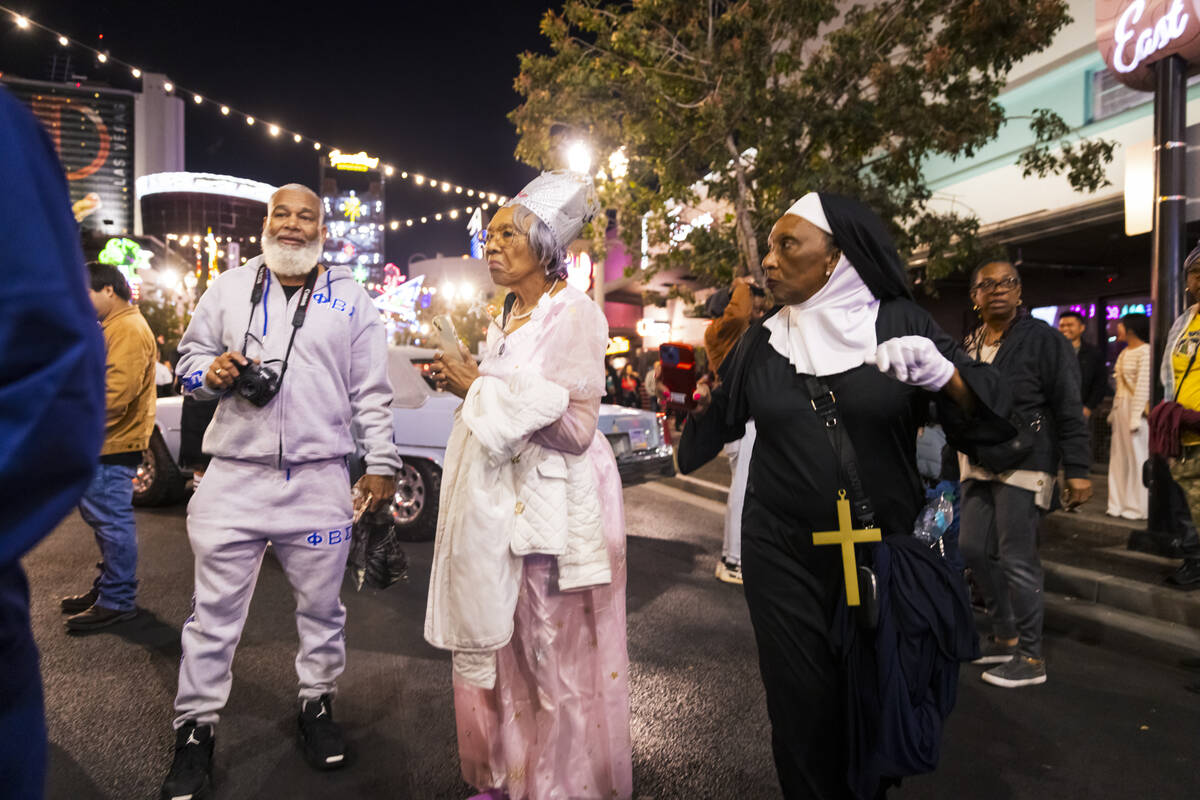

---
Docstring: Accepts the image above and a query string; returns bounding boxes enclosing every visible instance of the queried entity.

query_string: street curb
[1044,592,1200,665]
[1043,560,1200,629]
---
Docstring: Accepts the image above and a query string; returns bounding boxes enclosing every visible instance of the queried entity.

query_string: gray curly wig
[512,205,569,280]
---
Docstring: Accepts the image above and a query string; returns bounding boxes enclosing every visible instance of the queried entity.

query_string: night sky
[0,0,560,265]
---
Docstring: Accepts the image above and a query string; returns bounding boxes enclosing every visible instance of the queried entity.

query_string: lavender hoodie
[176,256,401,475]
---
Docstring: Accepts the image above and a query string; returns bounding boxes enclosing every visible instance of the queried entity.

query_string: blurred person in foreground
[679,192,1012,798]
[1057,310,1111,420]
[60,261,156,633]
[1107,313,1151,520]
[704,275,769,585]
[958,261,1091,688]
[426,172,632,800]
[1149,245,1200,589]
[160,184,400,799]
[0,86,105,799]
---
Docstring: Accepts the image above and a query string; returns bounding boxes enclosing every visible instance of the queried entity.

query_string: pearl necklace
[499,279,559,354]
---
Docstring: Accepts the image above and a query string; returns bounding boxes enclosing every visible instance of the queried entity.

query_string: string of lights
[1,5,511,206]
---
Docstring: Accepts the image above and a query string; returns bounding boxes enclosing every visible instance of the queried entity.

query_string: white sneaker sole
[971,654,1015,665]
[981,671,1047,688]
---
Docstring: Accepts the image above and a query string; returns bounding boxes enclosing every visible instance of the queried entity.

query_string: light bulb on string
[313,142,321,150]
[420,217,428,223]
[268,124,281,136]
[97,52,108,63]
[220,105,230,115]
[246,116,255,125]
[389,221,399,230]
[14,15,30,29]
[58,35,69,46]
[163,81,173,92]
[435,213,443,221]
[384,165,394,177]
[293,133,302,143]
[406,220,413,226]
[193,94,203,104]
[131,67,141,78]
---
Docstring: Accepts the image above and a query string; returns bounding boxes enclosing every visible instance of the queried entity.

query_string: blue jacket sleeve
[0,87,106,568]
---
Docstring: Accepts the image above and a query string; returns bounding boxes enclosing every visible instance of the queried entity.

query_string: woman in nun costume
[679,193,1012,799]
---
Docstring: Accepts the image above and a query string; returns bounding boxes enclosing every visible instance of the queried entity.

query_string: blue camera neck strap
[240,263,320,379]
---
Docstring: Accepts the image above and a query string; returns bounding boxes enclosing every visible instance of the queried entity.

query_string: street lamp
[565,140,593,174]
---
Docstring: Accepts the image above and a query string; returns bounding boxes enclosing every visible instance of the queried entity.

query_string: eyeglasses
[482,227,525,249]
[971,276,1020,294]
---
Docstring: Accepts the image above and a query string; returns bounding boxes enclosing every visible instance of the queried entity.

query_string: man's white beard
[262,233,321,277]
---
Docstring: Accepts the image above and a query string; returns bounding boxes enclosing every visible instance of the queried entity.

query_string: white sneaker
[715,559,743,585]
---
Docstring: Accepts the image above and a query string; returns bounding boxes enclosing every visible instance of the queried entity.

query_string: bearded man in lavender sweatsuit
[160,184,401,800]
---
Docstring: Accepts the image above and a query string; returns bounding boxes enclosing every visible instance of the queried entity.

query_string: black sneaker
[981,656,1047,688]
[971,635,1017,665]
[160,722,213,800]
[1167,559,1200,589]
[60,589,98,615]
[298,694,347,771]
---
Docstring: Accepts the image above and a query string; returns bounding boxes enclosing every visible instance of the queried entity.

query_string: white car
[137,347,675,541]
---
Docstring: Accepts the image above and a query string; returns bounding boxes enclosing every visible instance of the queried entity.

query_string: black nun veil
[818,193,914,302]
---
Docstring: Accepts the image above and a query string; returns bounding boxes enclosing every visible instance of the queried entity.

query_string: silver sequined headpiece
[504,171,602,250]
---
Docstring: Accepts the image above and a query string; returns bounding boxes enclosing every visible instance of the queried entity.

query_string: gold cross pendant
[812,489,882,606]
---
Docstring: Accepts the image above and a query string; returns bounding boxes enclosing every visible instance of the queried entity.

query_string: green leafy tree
[511,0,1115,289]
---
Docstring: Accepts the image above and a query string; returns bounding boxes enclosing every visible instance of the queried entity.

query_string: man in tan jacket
[704,274,767,585]
[63,262,157,631]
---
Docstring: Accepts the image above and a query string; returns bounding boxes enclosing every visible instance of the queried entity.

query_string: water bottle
[913,492,954,546]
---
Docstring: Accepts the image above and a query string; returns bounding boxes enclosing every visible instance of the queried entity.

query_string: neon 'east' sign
[1112,0,1190,73]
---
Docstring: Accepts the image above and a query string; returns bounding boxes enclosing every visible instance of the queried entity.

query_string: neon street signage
[1098,0,1200,90]
[328,150,380,172]
[1114,0,1189,73]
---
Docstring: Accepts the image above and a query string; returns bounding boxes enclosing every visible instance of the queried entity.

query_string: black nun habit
[679,193,1013,798]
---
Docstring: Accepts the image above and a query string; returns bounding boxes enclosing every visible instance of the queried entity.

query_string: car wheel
[390,459,440,542]
[132,429,185,507]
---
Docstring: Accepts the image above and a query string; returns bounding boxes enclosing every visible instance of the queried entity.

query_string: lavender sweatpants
[173,457,353,729]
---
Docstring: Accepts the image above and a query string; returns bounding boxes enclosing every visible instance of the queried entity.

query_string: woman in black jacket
[959,260,1092,689]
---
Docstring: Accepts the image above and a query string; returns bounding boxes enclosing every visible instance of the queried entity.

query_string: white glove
[865,336,956,392]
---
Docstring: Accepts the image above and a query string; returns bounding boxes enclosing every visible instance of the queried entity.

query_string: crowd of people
[4,76,1200,800]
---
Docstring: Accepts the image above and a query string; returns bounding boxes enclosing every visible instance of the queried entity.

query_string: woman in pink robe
[430,172,633,800]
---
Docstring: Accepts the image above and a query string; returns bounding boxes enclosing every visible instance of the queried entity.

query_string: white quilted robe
[424,347,613,687]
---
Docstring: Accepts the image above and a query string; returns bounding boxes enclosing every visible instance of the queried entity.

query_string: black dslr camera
[232,362,281,407]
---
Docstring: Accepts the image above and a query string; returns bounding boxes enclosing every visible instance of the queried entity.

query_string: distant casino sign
[1097,0,1200,90]
[3,78,135,235]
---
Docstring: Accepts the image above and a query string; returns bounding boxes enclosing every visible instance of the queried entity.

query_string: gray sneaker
[971,636,1017,665]
[981,656,1047,688]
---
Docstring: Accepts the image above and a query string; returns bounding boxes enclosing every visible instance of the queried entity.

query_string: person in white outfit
[1108,313,1151,519]
[160,184,401,800]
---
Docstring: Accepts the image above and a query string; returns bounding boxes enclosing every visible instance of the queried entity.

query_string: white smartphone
[431,315,462,362]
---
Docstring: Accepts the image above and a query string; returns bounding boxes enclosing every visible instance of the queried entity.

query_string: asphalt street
[22,480,1200,800]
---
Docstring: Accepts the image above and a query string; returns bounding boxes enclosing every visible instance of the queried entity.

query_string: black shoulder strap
[803,375,876,529]
[502,292,518,328]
